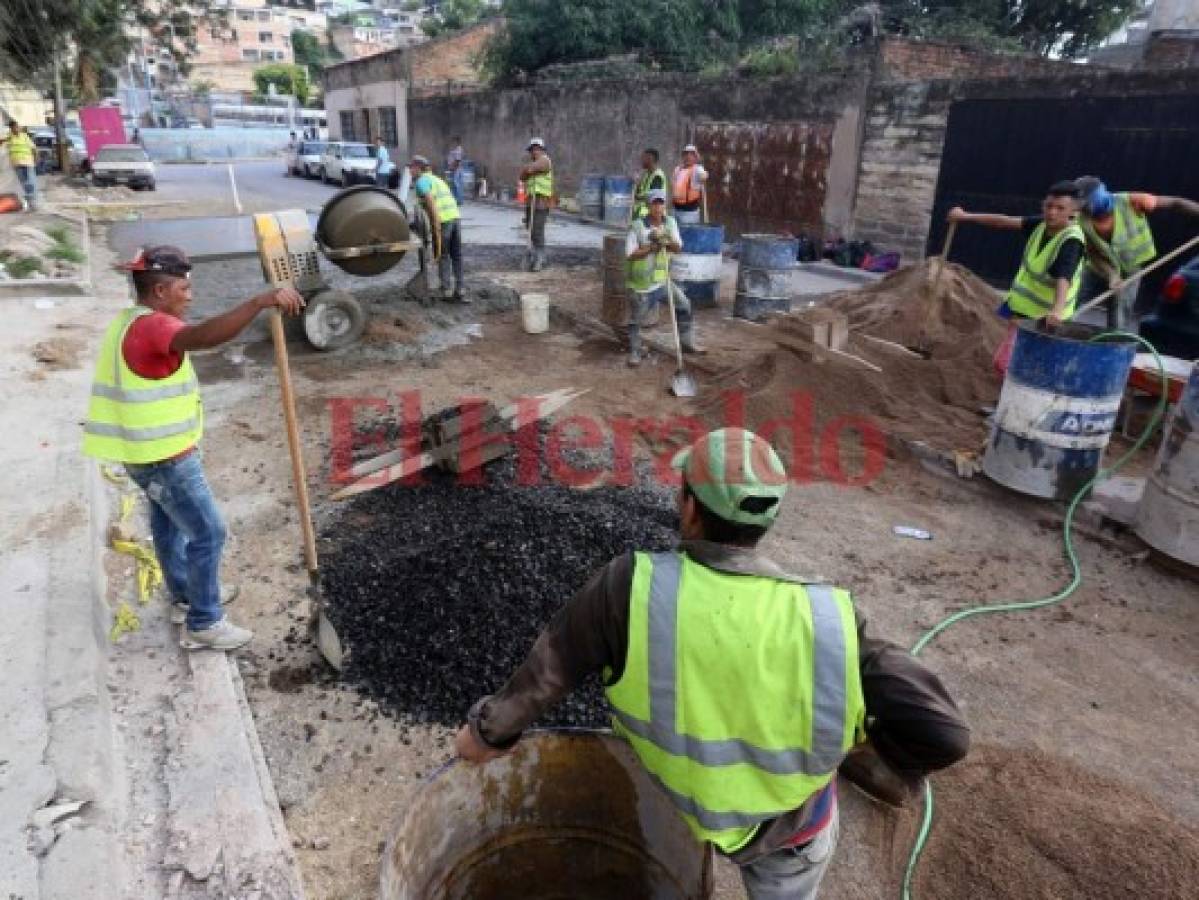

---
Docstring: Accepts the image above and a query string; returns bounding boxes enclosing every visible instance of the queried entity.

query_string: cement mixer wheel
[303,289,366,351]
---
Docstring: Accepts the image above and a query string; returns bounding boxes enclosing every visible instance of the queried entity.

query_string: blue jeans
[124,451,227,631]
[449,168,464,204]
[739,807,839,900]
[15,165,37,204]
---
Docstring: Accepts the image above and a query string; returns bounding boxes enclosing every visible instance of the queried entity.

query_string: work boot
[170,584,240,626]
[531,249,545,272]
[626,326,644,367]
[179,616,253,652]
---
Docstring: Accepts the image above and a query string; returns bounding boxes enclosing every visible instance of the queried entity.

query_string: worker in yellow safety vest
[82,245,304,650]
[518,137,553,271]
[409,154,465,302]
[1073,176,1199,331]
[671,143,708,225]
[623,188,703,366]
[455,428,970,900]
[948,181,1087,328]
[631,148,667,220]
[0,121,39,210]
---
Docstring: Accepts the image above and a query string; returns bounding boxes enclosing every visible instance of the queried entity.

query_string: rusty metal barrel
[1136,361,1199,565]
[380,730,712,900]
[601,233,659,330]
[316,185,411,277]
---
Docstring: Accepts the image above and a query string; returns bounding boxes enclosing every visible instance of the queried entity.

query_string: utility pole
[53,51,69,173]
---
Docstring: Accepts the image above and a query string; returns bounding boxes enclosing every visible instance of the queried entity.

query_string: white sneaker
[170,584,240,625]
[179,616,253,651]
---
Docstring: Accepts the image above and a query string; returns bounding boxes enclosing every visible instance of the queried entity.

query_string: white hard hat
[527,137,545,150]
[682,144,698,154]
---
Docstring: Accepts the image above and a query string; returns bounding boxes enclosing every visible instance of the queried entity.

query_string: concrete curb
[37,458,123,897]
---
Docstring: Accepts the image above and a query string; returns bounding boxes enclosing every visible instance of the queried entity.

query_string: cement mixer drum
[316,185,413,277]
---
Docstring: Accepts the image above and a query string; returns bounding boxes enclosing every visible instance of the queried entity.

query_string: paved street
[114,161,611,261]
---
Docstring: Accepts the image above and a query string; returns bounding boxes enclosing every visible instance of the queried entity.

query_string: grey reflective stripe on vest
[84,417,200,442]
[1009,281,1054,310]
[91,378,199,403]
[623,552,848,776]
[642,767,794,830]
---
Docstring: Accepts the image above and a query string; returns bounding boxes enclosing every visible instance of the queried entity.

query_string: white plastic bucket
[521,292,550,334]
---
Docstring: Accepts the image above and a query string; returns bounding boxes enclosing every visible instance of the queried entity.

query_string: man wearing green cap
[456,428,969,898]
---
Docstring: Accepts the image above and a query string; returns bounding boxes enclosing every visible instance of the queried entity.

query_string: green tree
[253,63,311,105]
[0,1,215,102]
[291,28,330,70]
[873,1,1141,57]
[422,0,487,38]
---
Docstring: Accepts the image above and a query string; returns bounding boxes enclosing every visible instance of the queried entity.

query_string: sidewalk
[0,224,302,898]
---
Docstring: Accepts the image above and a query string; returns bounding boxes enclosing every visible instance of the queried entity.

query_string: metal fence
[137,126,295,162]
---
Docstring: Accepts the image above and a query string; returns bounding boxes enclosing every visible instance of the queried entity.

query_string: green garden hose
[900,332,1170,900]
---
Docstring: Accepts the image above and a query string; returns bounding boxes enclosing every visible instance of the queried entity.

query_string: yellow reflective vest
[1006,222,1085,320]
[82,307,203,464]
[626,217,675,292]
[1081,193,1156,275]
[605,551,866,853]
[633,167,666,219]
[419,173,460,224]
[525,158,553,198]
[6,132,35,166]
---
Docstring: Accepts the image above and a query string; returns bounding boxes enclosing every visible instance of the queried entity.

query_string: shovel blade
[317,611,345,671]
[671,371,698,398]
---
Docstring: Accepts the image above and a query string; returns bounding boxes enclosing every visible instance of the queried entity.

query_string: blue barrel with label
[458,160,476,199]
[671,224,724,309]
[603,175,634,227]
[577,173,604,220]
[734,234,798,321]
[983,324,1137,499]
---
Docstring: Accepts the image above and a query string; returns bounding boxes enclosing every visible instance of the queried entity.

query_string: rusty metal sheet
[694,121,832,239]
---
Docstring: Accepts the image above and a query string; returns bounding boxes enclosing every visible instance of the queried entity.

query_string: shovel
[267,311,345,671]
[917,220,957,353]
[662,250,698,398]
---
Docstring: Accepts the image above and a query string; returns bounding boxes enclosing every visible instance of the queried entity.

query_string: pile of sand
[913,744,1199,899]
[705,261,1007,459]
[826,260,1008,358]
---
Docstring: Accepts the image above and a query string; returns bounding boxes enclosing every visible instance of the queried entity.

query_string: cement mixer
[253,185,426,350]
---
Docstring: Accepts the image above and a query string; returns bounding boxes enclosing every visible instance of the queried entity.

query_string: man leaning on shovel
[456,427,970,900]
[623,188,704,367]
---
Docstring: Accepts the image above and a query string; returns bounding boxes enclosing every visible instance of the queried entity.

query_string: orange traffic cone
[515,181,527,205]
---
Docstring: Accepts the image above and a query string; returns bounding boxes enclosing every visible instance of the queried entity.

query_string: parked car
[30,128,89,174]
[91,144,156,190]
[1140,255,1199,360]
[320,141,375,187]
[287,140,327,178]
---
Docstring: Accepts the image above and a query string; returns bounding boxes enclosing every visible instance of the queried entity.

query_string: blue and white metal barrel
[671,224,723,309]
[576,173,604,220]
[603,175,634,227]
[458,160,476,199]
[1135,361,1199,565]
[983,324,1136,499]
[734,234,798,321]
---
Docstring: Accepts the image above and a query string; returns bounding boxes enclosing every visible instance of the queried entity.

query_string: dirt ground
[183,249,1199,900]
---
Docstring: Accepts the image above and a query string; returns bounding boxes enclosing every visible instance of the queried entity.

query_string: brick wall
[409,19,501,95]
[878,37,1085,82]
[1141,32,1199,69]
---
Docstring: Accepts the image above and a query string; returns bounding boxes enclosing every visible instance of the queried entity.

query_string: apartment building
[191,0,329,93]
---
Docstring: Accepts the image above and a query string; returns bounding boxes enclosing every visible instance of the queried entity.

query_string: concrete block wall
[878,37,1086,82]
[851,80,954,260]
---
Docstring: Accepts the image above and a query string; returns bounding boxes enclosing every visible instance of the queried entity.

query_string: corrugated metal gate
[694,122,832,238]
[929,94,1199,295]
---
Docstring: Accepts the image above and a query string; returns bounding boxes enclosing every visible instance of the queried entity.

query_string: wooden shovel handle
[268,311,318,576]
[931,221,958,296]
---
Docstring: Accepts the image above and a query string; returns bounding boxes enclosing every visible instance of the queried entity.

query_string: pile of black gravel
[320,443,677,729]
